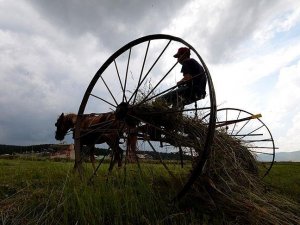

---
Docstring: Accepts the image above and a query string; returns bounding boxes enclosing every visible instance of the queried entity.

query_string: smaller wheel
[202,108,276,177]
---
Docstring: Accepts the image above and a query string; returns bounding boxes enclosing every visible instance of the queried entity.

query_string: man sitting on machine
[158,47,207,108]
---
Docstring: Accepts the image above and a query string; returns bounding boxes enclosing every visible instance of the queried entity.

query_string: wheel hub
[115,102,129,120]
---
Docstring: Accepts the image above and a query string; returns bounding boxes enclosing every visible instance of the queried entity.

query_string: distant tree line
[0,144,53,155]
[0,144,112,156]
[0,144,191,160]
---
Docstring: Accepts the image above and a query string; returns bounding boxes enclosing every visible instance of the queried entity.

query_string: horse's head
[55,113,75,141]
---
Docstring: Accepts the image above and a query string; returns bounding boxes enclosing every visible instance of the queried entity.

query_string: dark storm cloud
[0,0,187,145]
[28,0,185,50]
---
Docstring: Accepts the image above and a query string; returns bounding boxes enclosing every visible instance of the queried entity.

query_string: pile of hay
[194,123,300,225]
[130,103,300,225]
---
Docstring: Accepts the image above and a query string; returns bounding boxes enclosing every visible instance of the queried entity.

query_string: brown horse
[55,112,124,172]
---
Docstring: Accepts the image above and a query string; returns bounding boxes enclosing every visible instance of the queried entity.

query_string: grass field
[0,158,299,225]
[263,162,300,202]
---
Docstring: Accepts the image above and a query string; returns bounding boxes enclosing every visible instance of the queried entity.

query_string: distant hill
[258,151,300,162]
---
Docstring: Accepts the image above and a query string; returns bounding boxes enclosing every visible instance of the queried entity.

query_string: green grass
[0,159,208,225]
[263,162,300,202]
[1,159,299,225]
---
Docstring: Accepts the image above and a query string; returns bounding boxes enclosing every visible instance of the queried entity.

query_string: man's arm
[177,73,193,85]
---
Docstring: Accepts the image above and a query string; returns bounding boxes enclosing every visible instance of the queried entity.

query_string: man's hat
[173,47,190,58]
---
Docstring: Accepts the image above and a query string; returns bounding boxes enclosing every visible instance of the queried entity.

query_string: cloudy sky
[1,0,300,152]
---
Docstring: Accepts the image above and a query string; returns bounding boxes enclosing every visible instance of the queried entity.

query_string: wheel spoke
[100,76,118,105]
[239,124,264,139]
[242,139,273,143]
[135,83,178,105]
[248,146,277,150]
[130,40,151,104]
[129,40,172,104]
[230,110,241,135]
[90,93,116,108]
[138,60,179,105]
[88,148,111,183]
[235,120,250,136]
[230,133,262,137]
[249,150,274,155]
[76,119,116,139]
[78,127,119,140]
[147,140,177,180]
[123,48,131,102]
[114,60,125,96]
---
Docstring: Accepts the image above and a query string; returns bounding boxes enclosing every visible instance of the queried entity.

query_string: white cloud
[269,61,300,153]
[277,112,300,151]
[253,3,300,43]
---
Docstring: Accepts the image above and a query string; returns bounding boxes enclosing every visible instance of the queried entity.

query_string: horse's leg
[117,146,124,167]
[126,129,138,163]
[107,136,116,172]
[89,144,97,174]
[108,149,115,172]
[113,135,123,168]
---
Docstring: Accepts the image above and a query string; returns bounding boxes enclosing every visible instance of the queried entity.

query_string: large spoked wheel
[74,34,216,201]
[203,108,276,178]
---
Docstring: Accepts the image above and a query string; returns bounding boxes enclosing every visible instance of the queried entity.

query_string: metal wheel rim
[74,34,217,200]
[203,107,275,178]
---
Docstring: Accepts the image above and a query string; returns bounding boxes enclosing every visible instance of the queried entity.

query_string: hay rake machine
[73,34,276,201]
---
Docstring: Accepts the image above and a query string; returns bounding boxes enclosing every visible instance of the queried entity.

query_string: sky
[0,0,300,152]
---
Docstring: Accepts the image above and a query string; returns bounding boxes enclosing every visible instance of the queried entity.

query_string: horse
[55,112,125,173]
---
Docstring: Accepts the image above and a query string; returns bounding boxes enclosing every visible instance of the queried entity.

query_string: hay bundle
[131,103,300,224]
[182,114,300,225]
